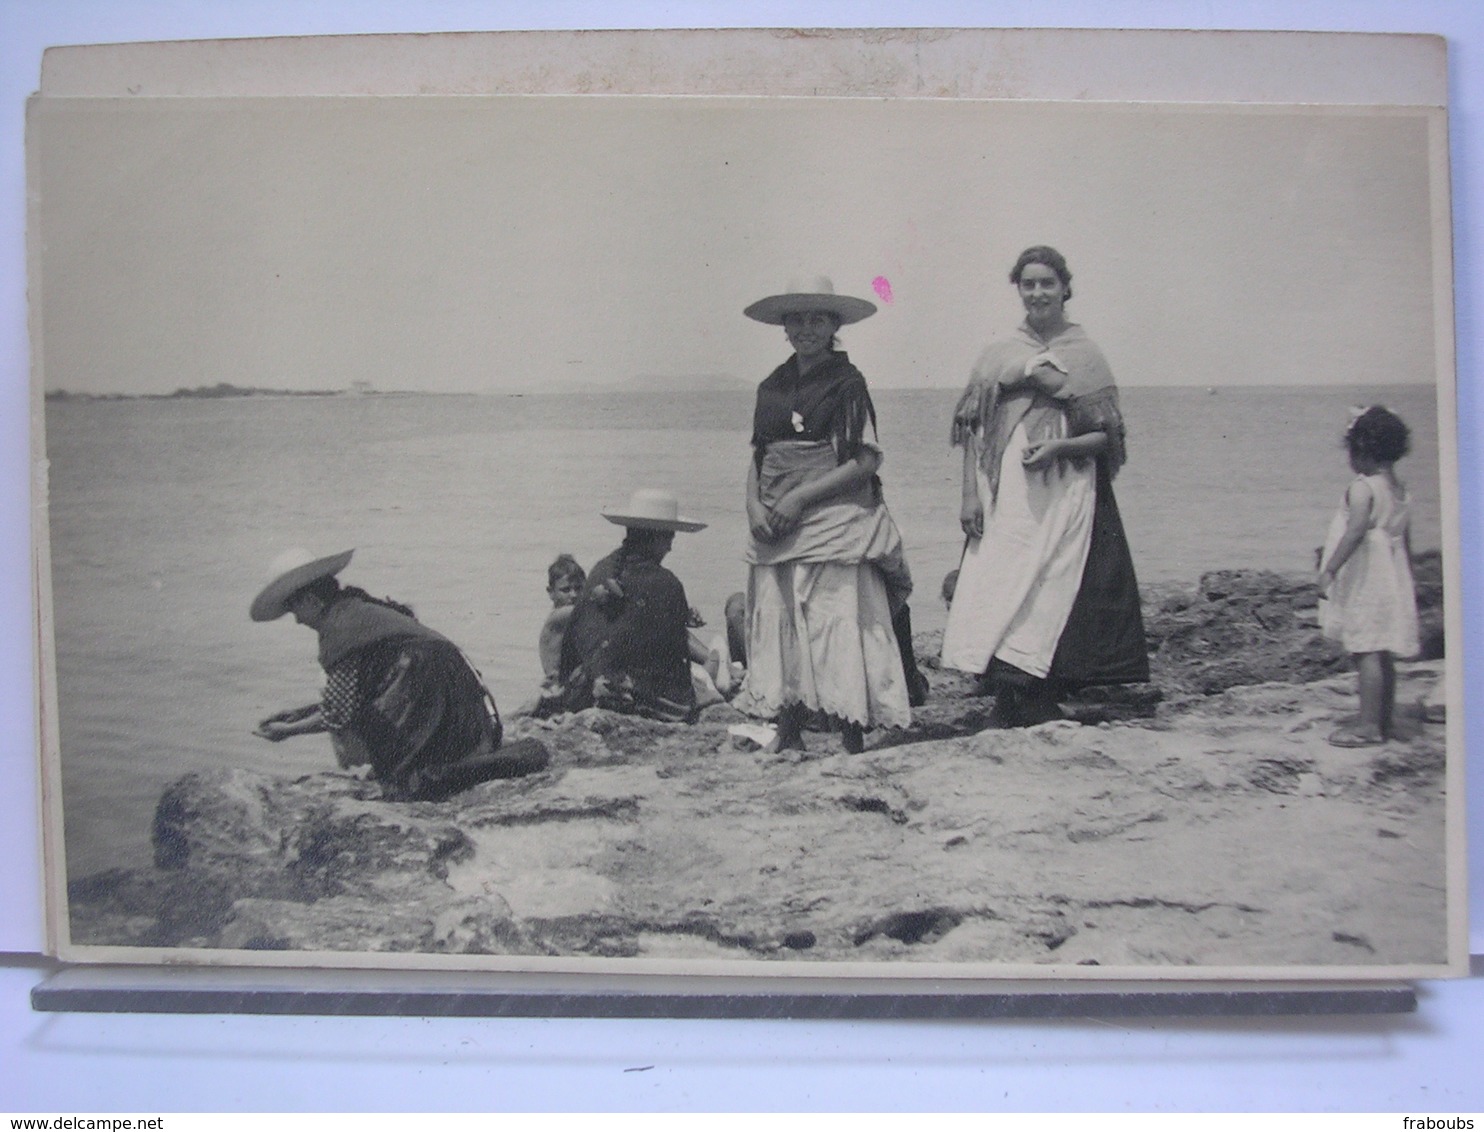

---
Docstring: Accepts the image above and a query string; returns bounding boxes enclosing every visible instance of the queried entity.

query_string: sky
[33,93,1443,395]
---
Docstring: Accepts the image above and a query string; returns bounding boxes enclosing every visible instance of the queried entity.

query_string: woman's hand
[747,497,775,543]
[960,496,984,541]
[256,704,327,742]
[1020,438,1065,471]
[767,490,807,537]
[256,711,306,741]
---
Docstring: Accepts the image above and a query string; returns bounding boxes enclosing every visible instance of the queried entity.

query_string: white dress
[1318,473,1420,656]
[737,440,912,730]
[740,558,910,729]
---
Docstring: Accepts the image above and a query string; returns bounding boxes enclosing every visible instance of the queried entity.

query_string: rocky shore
[66,563,1450,968]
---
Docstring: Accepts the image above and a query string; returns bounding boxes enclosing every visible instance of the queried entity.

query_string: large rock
[1412,549,1446,659]
[66,647,1450,968]
[1144,570,1349,695]
[1142,557,1445,696]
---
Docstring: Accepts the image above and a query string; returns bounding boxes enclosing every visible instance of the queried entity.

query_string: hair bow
[1343,404,1389,437]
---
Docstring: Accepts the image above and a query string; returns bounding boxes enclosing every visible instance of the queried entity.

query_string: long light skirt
[940,422,1097,679]
[737,561,911,729]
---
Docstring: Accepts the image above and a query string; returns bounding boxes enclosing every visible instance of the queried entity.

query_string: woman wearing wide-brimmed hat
[736,276,922,753]
[552,489,708,723]
[251,548,548,800]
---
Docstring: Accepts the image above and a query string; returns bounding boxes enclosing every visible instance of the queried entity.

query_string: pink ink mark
[872,276,894,304]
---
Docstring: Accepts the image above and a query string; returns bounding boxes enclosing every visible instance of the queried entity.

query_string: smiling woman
[735,276,925,754]
[940,246,1149,724]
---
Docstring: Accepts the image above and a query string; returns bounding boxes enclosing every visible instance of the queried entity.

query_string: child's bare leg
[1379,651,1397,738]
[1354,652,1386,739]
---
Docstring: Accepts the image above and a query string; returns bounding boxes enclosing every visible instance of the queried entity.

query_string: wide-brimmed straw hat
[250,547,354,622]
[601,489,706,533]
[743,275,878,326]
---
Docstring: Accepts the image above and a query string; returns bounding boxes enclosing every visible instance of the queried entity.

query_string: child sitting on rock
[1317,405,1421,747]
[533,552,735,714]
[539,554,586,686]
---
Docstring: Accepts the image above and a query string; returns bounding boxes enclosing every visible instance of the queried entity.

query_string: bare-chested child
[538,553,741,709]
[539,554,585,686]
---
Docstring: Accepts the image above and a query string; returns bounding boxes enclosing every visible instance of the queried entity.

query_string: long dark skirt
[343,639,550,799]
[322,637,544,800]
[1048,461,1150,687]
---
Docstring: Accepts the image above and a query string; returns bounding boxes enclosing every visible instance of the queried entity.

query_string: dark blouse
[750,351,878,468]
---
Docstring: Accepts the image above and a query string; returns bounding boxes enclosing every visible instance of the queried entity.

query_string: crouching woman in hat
[252,548,548,800]
[551,489,707,723]
[737,277,919,754]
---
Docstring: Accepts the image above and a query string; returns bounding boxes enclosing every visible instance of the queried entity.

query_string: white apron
[940,417,1096,678]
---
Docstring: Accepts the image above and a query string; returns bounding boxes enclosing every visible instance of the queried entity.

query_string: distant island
[46,381,387,402]
[45,374,755,401]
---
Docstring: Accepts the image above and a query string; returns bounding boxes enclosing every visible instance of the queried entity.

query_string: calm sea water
[44,383,1441,879]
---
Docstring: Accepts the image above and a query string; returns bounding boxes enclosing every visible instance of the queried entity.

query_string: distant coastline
[42,379,1436,402]
[47,383,338,402]
[44,372,757,401]
[42,382,440,402]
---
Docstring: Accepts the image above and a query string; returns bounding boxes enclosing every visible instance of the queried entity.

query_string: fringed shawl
[317,594,450,672]
[751,351,878,469]
[951,322,1127,500]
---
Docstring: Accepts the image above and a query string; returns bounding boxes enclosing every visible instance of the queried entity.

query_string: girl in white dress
[1318,406,1420,747]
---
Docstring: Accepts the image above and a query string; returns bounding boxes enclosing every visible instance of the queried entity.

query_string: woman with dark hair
[252,548,548,800]
[555,489,708,723]
[941,246,1148,725]
[736,276,923,754]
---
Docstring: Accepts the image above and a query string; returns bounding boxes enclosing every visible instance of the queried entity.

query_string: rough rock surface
[1144,553,1444,697]
[67,569,1450,968]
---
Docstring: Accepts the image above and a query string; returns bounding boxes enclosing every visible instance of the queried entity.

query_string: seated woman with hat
[551,489,708,723]
[251,548,548,800]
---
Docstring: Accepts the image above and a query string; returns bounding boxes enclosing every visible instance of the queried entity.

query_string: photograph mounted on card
[28,28,1467,980]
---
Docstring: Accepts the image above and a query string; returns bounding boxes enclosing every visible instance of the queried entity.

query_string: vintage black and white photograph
[31,30,1466,977]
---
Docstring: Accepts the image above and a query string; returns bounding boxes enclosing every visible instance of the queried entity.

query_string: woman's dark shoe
[840,720,865,754]
[989,676,1064,728]
[770,704,807,752]
[1018,685,1066,726]
[988,686,1026,727]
